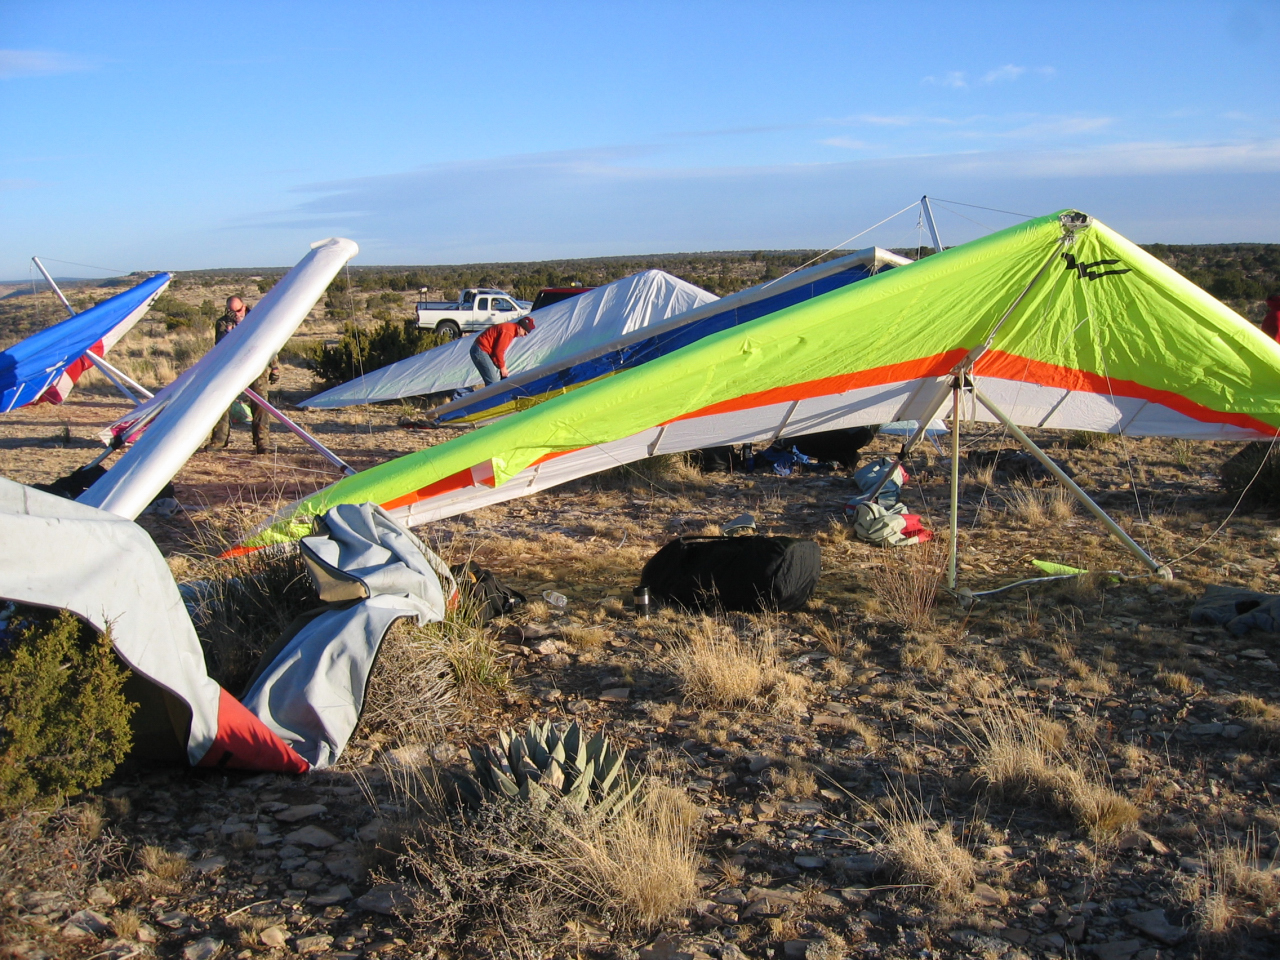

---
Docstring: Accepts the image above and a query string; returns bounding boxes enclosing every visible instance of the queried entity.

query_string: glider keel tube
[80,238,358,519]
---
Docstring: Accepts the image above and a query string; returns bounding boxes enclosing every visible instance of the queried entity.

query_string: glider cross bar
[242,387,356,476]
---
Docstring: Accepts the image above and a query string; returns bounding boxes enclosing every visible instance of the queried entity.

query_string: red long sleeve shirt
[475,322,522,373]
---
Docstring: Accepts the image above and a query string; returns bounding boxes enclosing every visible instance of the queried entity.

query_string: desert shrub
[311,318,449,387]
[0,610,135,813]
[866,538,946,630]
[1221,441,1280,509]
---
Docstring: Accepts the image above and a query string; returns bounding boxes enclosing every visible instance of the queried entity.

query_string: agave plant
[454,720,640,815]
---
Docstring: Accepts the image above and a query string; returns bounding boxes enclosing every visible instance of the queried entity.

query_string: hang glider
[0,271,171,412]
[428,247,910,425]
[79,238,359,520]
[301,269,717,409]
[242,211,1280,552]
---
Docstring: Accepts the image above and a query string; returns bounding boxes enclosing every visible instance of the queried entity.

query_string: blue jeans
[470,340,501,386]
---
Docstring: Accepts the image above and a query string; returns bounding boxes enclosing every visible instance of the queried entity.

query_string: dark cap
[517,317,535,332]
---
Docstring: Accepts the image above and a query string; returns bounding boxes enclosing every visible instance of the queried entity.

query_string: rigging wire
[925,198,1035,220]
[931,201,997,233]
[764,200,921,288]
[31,256,128,276]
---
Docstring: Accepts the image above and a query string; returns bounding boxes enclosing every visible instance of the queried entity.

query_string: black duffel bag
[640,536,820,612]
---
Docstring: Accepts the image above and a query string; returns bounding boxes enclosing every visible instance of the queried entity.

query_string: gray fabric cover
[243,503,451,768]
[0,478,221,764]
[1191,584,1280,635]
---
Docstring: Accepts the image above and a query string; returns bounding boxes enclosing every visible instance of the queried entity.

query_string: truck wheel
[436,320,461,341]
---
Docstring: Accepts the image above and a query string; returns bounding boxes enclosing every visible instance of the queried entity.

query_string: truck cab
[416,287,531,340]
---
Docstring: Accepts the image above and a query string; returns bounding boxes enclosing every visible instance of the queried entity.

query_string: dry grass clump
[966,701,1140,839]
[664,615,804,712]
[389,776,698,953]
[1155,668,1199,696]
[353,617,458,746]
[561,624,607,651]
[182,545,316,692]
[874,789,975,905]
[865,539,946,630]
[1004,483,1075,524]
[900,636,947,674]
[0,802,123,907]
[1180,831,1280,943]
[136,844,190,893]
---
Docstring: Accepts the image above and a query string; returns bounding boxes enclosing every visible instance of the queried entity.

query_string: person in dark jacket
[469,316,535,386]
[206,296,280,454]
[1262,293,1280,343]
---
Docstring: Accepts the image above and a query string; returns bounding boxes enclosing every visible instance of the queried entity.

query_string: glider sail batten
[246,210,1280,547]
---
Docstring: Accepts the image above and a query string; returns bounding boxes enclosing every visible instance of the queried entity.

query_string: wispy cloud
[239,138,1280,263]
[0,49,90,79]
[923,64,1054,89]
[820,137,869,149]
[981,64,1025,84]
[922,71,969,89]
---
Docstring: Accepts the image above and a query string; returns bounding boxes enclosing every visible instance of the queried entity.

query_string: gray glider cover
[0,479,451,772]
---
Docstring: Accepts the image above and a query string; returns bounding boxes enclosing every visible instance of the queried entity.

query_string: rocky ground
[3,358,1280,960]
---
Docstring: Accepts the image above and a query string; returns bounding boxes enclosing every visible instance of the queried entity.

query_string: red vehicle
[530,285,594,312]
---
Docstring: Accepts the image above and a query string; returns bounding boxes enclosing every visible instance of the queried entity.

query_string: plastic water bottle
[542,590,568,608]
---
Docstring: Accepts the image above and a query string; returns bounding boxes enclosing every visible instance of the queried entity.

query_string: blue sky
[2,1,1278,278]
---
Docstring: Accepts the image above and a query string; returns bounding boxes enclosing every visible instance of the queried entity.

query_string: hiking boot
[254,442,268,455]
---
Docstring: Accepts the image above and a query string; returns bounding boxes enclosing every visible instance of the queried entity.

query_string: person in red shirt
[1262,293,1280,342]
[470,316,535,385]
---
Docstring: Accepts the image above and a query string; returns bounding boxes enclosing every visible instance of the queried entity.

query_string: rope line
[925,198,1035,219]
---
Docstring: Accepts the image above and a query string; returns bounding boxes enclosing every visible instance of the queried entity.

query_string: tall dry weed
[964,699,1139,839]
[874,786,975,905]
[866,538,946,630]
[1179,830,1280,944]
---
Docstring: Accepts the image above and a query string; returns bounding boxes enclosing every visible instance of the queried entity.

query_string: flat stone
[356,819,386,842]
[182,937,224,960]
[1091,940,1143,960]
[86,885,115,907]
[638,934,694,960]
[21,891,69,915]
[296,934,335,954]
[600,687,631,701]
[307,884,353,906]
[192,855,227,875]
[260,926,288,948]
[286,825,340,848]
[974,883,1004,906]
[325,854,365,880]
[747,756,773,774]
[1125,909,1186,945]
[355,883,418,916]
[291,869,325,889]
[999,928,1031,945]
[156,910,190,928]
[1178,856,1209,875]
[834,853,882,875]
[61,909,111,939]
[276,803,328,822]
[783,941,820,960]
[136,924,157,943]
[712,888,747,906]
[1189,722,1224,735]
[779,799,823,815]
[794,855,827,869]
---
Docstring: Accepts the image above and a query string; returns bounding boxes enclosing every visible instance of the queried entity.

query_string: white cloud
[820,137,869,149]
[981,64,1025,84]
[0,49,89,80]
[923,71,968,88]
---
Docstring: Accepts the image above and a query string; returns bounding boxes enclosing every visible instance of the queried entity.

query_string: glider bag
[640,536,821,612]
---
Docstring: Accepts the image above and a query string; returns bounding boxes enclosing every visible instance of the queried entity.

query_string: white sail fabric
[80,238,358,520]
[301,269,717,408]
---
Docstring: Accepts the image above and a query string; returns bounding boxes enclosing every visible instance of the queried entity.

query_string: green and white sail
[242,211,1280,549]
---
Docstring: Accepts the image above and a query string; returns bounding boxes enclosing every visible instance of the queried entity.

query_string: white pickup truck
[415,287,532,340]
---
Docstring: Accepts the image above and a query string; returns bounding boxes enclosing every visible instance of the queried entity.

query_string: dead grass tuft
[966,700,1139,839]
[874,788,975,905]
[901,637,947,674]
[1180,831,1280,944]
[1155,668,1199,696]
[664,615,803,712]
[866,538,946,630]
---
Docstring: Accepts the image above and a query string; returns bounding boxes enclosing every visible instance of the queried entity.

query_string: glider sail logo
[1063,253,1132,281]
